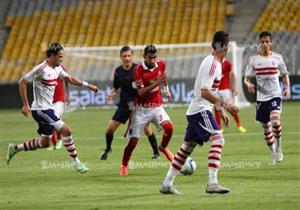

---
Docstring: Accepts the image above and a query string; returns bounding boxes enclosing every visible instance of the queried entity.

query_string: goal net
[63,42,250,107]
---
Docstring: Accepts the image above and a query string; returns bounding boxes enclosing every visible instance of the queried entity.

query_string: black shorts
[256,97,282,123]
[112,106,132,124]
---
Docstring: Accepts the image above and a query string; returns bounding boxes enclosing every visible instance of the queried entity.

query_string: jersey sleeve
[58,66,70,78]
[245,56,255,76]
[113,69,120,89]
[134,65,144,89]
[278,55,288,75]
[200,60,219,89]
[23,66,39,82]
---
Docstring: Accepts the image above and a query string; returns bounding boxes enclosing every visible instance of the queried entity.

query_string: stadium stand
[0,0,227,82]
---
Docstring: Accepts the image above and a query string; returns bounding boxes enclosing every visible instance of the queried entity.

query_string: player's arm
[230,71,239,96]
[107,88,118,102]
[64,76,99,93]
[18,78,31,117]
[201,88,239,115]
[64,80,70,104]
[244,76,255,94]
[107,70,120,101]
[282,73,290,99]
[136,73,166,97]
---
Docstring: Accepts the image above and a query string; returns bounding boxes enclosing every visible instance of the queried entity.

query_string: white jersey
[23,61,69,110]
[187,54,222,115]
[245,52,288,101]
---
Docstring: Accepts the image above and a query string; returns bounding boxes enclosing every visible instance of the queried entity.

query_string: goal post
[63,42,250,107]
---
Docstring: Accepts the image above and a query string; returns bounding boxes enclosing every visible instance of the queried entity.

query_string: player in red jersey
[48,72,70,150]
[120,45,174,176]
[214,59,247,133]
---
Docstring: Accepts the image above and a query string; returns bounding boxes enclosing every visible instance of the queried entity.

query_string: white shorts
[127,106,171,139]
[53,101,64,119]
[217,89,234,103]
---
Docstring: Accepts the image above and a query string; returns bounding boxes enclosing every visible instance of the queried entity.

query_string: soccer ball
[180,157,197,176]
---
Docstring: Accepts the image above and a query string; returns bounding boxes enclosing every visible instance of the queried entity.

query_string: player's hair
[46,42,64,57]
[120,45,133,54]
[259,31,272,40]
[144,44,157,55]
[212,31,229,51]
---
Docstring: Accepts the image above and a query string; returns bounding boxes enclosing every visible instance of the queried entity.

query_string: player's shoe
[120,165,128,176]
[159,146,174,161]
[159,184,183,195]
[152,153,160,160]
[74,162,89,173]
[275,145,283,162]
[205,183,230,194]
[6,144,18,165]
[55,140,63,149]
[99,149,112,160]
[220,128,224,133]
[269,152,277,165]
[238,126,247,133]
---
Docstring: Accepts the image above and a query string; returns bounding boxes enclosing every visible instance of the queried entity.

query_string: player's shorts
[126,106,170,138]
[256,97,282,124]
[53,101,64,119]
[112,106,131,124]
[217,89,234,103]
[184,110,221,145]
[31,109,64,136]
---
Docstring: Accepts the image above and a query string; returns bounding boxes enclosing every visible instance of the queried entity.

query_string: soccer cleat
[55,140,63,150]
[269,152,277,165]
[159,146,174,161]
[6,144,18,165]
[99,149,112,160]
[152,153,160,160]
[220,128,224,133]
[120,165,128,176]
[74,163,89,173]
[275,146,283,162]
[238,126,247,133]
[47,145,56,151]
[205,184,230,194]
[159,184,183,195]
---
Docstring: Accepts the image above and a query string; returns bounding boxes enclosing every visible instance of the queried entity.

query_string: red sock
[214,108,222,129]
[160,122,173,148]
[51,131,57,145]
[122,139,138,166]
[232,112,241,127]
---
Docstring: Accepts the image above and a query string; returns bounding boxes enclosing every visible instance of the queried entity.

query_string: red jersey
[219,60,232,90]
[53,67,67,103]
[134,60,166,107]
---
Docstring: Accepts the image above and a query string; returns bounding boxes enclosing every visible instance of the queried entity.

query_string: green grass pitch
[0,102,299,210]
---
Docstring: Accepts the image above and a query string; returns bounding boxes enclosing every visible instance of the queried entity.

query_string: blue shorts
[256,97,282,124]
[112,106,131,124]
[184,110,220,145]
[31,109,64,136]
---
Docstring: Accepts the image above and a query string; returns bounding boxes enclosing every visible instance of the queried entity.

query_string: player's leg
[59,123,88,173]
[214,107,222,130]
[152,106,174,161]
[143,125,160,159]
[48,101,64,150]
[270,99,283,162]
[100,107,129,160]
[257,101,276,164]
[120,108,149,175]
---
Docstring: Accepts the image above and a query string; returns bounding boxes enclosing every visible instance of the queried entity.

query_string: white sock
[209,168,218,184]
[269,143,275,153]
[163,167,179,187]
[74,157,81,165]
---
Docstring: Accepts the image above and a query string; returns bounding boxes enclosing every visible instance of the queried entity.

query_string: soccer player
[99,46,160,160]
[244,31,290,164]
[47,68,70,150]
[6,42,99,173]
[160,31,239,195]
[120,45,174,176]
[214,59,247,133]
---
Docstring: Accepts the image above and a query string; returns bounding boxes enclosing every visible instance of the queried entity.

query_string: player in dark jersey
[99,46,160,160]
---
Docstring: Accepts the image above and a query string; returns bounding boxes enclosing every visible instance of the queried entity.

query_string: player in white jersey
[160,31,239,195]
[6,42,99,173]
[244,31,290,164]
